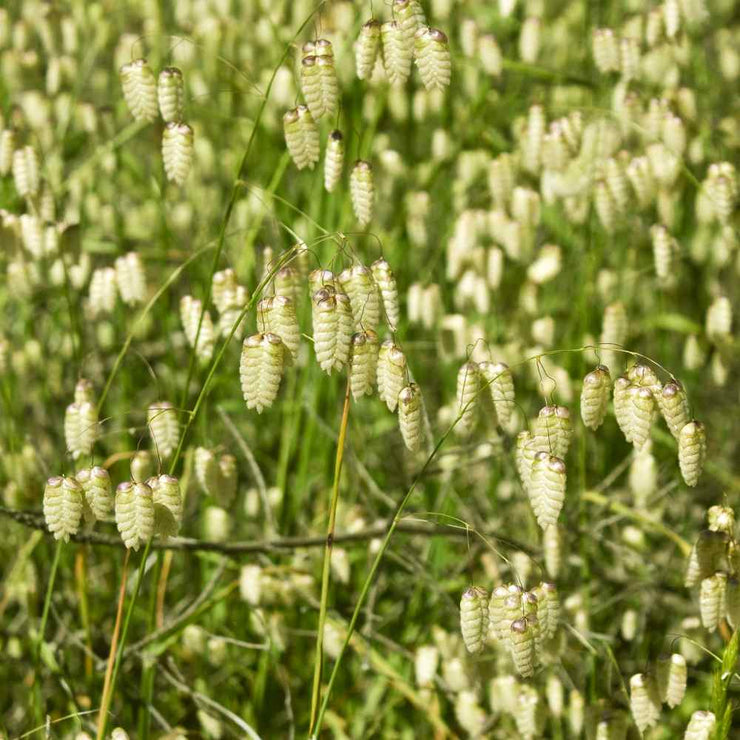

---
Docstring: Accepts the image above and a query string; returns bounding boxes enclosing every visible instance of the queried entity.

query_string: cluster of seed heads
[119,59,193,184]
[684,504,740,633]
[460,581,560,678]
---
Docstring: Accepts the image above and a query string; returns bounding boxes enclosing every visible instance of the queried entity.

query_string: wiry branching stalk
[309,379,351,735]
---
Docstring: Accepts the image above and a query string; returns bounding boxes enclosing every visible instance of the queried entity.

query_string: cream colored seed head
[657,380,690,439]
[130,450,153,483]
[377,341,407,412]
[592,28,620,73]
[79,466,113,521]
[515,684,543,738]
[44,476,84,541]
[300,56,323,119]
[153,474,182,537]
[533,405,572,459]
[239,333,285,413]
[311,288,353,374]
[317,52,338,118]
[707,505,735,534]
[478,361,515,427]
[350,160,375,227]
[382,21,412,86]
[595,180,616,232]
[324,130,344,193]
[115,252,146,306]
[120,58,158,122]
[355,20,381,80]
[656,653,687,708]
[613,376,634,443]
[600,300,628,372]
[460,586,489,654]
[195,447,219,496]
[684,711,716,740]
[370,258,400,332]
[628,386,655,450]
[158,67,184,122]
[414,28,451,92]
[12,146,40,197]
[283,106,319,170]
[487,585,509,642]
[89,267,117,316]
[0,129,15,175]
[699,572,726,632]
[540,582,559,639]
[519,17,541,64]
[580,365,611,430]
[726,578,740,629]
[179,295,215,361]
[394,0,426,52]
[212,268,238,314]
[349,330,380,400]
[679,420,706,487]
[515,431,537,489]
[162,122,193,185]
[258,295,300,359]
[543,524,563,579]
[308,269,337,294]
[339,265,381,332]
[74,378,94,405]
[510,618,536,677]
[629,674,661,733]
[115,481,155,550]
[274,266,301,302]
[456,362,481,436]
[398,383,423,452]
[529,453,566,530]
[705,295,732,340]
[685,529,729,587]
[147,401,179,459]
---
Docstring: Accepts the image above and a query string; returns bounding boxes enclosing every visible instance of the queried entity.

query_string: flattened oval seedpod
[120,58,158,122]
[158,66,184,122]
[613,376,633,443]
[195,448,218,498]
[350,160,375,227]
[398,383,423,452]
[478,361,515,427]
[355,20,381,80]
[394,0,426,52]
[339,265,381,331]
[488,585,510,642]
[115,252,147,306]
[414,28,451,91]
[515,431,537,488]
[162,122,194,185]
[78,466,113,522]
[628,386,656,450]
[684,710,716,740]
[510,618,536,677]
[543,524,563,579]
[657,379,690,439]
[707,505,735,534]
[678,420,706,487]
[153,474,182,537]
[349,330,380,400]
[657,653,687,708]
[324,130,344,193]
[239,333,286,413]
[456,362,481,436]
[370,258,400,332]
[300,55,323,119]
[377,341,407,412]
[629,674,661,733]
[115,481,155,550]
[699,572,726,632]
[284,106,319,170]
[460,586,489,654]
[580,365,611,430]
[529,453,566,529]
[259,295,300,360]
[541,581,560,639]
[532,405,572,459]
[684,529,729,587]
[147,401,179,459]
[44,475,84,541]
[382,21,412,86]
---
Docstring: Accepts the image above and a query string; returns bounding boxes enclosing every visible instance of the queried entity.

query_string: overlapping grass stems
[1,0,740,737]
